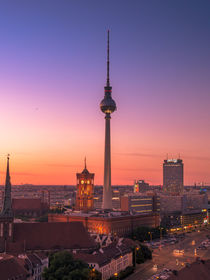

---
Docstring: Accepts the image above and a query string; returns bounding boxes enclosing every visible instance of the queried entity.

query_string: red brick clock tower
[76,159,94,212]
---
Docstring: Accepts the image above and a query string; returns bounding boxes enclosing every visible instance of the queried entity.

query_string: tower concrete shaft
[102,113,112,209]
[100,31,116,209]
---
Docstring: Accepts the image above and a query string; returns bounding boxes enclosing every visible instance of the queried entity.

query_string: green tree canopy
[132,226,167,242]
[43,251,101,280]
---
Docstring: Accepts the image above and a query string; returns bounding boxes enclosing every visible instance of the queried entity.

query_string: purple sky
[0,0,210,185]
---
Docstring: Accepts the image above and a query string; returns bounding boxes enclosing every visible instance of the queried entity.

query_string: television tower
[100,30,117,209]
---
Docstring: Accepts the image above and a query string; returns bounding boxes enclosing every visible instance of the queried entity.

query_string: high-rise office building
[163,158,184,195]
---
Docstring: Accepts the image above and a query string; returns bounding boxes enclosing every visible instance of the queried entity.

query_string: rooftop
[74,238,134,267]
[0,254,28,280]
[3,221,96,253]
[61,209,159,220]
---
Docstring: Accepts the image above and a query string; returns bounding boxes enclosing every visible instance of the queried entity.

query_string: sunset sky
[0,0,210,185]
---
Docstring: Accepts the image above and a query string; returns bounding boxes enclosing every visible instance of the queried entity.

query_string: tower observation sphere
[100,94,116,114]
[100,30,117,210]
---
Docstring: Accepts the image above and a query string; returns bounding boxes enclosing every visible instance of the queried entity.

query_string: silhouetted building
[0,157,97,254]
[163,159,184,195]
[76,159,94,212]
[134,180,150,192]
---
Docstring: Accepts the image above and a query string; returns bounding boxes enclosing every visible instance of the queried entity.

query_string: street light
[159,227,164,250]
[134,247,139,267]
[148,231,152,242]
[90,268,95,280]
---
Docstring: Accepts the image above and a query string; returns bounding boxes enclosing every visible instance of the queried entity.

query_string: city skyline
[0,1,210,185]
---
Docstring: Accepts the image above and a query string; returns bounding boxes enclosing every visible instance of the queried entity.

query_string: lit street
[127,228,210,280]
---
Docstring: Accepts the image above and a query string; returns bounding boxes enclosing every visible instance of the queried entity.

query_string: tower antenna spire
[106,30,110,87]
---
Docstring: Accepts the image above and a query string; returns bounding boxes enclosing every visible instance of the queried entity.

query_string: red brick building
[76,159,94,212]
[12,198,49,217]
[0,157,97,254]
[48,212,160,237]
[4,221,97,254]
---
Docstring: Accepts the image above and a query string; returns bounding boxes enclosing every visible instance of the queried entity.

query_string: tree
[49,207,65,214]
[140,244,152,260]
[132,226,167,242]
[42,251,101,280]
[132,226,151,242]
[35,214,48,222]
[136,248,145,264]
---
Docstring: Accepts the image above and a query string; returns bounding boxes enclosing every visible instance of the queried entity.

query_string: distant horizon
[0,182,209,188]
[1,1,210,185]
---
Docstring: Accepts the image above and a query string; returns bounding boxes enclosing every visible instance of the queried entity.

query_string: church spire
[6,154,11,187]
[84,157,87,169]
[0,155,13,218]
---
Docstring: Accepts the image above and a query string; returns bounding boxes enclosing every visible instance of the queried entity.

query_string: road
[127,228,210,280]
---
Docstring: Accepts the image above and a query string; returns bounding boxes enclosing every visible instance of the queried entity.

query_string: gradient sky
[0,0,210,185]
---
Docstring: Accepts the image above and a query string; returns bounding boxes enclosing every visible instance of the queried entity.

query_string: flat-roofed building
[160,192,208,229]
[163,159,184,195]
[134,180,150,193]
[120,192,160,214]
[49,210,160,237]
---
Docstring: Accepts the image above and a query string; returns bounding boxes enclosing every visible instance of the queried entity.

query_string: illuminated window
[9,223,12,237]
[136,210,152,212]
[0,223,3,237]
[131,204,152,207]
[131,198,152,201]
